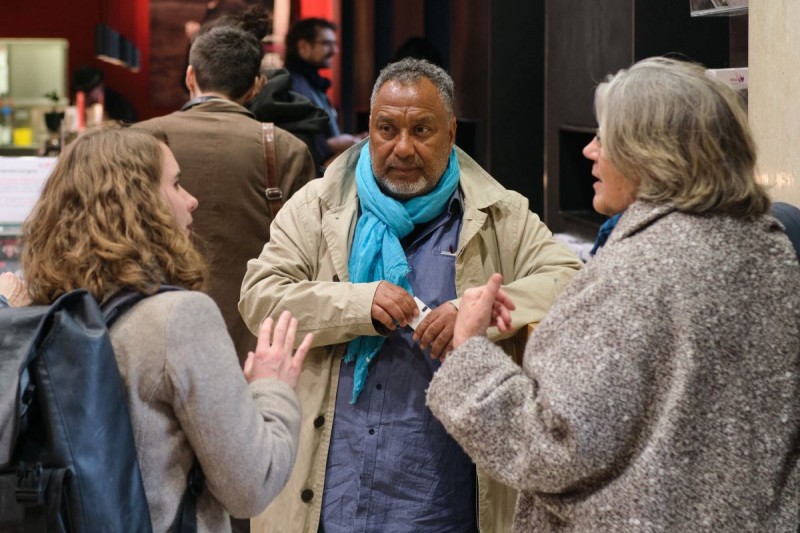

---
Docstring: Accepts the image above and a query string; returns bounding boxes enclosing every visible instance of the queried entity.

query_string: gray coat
[428,201,800,532]
[110,291,302,532]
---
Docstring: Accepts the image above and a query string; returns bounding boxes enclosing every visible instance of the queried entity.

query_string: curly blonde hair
[22,127,207,304]
[595,57,769,218]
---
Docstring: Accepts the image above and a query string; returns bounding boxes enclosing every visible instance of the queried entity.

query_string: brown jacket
[136,99,315,361]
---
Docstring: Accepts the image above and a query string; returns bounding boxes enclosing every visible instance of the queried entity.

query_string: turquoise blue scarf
[345,142,460,403]
[590,212,622,256]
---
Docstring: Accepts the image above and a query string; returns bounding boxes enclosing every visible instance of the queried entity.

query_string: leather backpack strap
[168,458,205,533]
[262,122,282,220]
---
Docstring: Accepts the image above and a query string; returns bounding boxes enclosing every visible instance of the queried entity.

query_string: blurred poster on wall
[149,0,275,110]
[0,156,56,274]
[0,157,55,225]
[0,236,22,274]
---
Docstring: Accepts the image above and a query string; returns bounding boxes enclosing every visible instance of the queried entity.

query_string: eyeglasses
[314,39,338,48]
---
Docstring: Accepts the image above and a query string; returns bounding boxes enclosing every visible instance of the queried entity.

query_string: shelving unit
[690,0,748,18]
[543,0,738,240]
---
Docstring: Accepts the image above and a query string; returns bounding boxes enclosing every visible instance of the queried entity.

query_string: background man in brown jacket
[136,25,315,363]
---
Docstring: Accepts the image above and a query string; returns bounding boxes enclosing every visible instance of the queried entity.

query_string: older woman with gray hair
[427,57,800,531]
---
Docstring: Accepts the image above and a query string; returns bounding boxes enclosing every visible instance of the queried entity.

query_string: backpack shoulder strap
[101,285,182,327]
[168,459,205,533]
[262,122,283,220]
[99,284,205,532]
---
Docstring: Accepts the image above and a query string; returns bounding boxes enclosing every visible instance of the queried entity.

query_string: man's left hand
[412,302,458,360]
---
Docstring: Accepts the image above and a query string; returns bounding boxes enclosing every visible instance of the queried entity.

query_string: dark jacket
[248,68,330,176]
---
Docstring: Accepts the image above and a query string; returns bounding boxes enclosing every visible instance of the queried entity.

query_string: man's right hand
[371,281,418,332]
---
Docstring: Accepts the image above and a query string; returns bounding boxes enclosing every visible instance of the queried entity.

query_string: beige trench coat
[239,143,582,532]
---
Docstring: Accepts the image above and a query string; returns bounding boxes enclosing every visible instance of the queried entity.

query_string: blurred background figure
[247,67,330,176]
[184,0,264,44]
[195,5,331,176]
[73,65,138,123]
[771,201,800,262]
[194,0,272,41]
[391,36,444,68]
[182,0,271,94]
[283,17,366,167]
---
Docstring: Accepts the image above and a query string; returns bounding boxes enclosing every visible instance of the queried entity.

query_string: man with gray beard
[239,58,581,533]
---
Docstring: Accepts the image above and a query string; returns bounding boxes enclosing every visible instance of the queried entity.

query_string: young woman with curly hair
[21,127,312,532]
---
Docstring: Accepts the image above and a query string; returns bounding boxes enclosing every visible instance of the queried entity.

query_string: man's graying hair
[370,58,455,118]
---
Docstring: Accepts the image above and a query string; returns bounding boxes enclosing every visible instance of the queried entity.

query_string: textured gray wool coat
[428,201,800,532]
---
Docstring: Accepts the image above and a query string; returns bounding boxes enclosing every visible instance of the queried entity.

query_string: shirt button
[301,489,314,502]
[368,428,375,435]
[313,415,325,428]
[376,383,382,390]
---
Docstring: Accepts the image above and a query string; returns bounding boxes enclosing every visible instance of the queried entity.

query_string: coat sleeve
[453,196,582,340]
[495,207,582,336]
[163,292,302,518]
[427,273,661,495]
[239,182,380,347]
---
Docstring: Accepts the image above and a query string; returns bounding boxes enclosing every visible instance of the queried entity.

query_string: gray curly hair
[370,58,455,118]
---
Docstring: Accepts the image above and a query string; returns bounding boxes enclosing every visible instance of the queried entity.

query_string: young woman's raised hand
[244,310,313,389]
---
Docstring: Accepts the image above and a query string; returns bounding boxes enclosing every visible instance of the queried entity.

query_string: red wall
[1,0,173,120]
[1,0,339,121]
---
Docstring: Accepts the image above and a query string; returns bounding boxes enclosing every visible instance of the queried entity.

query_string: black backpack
[0,288,203,532]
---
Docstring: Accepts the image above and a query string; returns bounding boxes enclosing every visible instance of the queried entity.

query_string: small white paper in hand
[408,296,432,330]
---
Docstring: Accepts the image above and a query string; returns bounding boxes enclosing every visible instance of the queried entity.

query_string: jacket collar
[178,97,256,119]
[608,201,676,245]
[455,146,507,210]
[317,139,363,210]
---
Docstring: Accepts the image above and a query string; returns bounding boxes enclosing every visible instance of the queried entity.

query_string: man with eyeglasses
[284,18,365,168]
